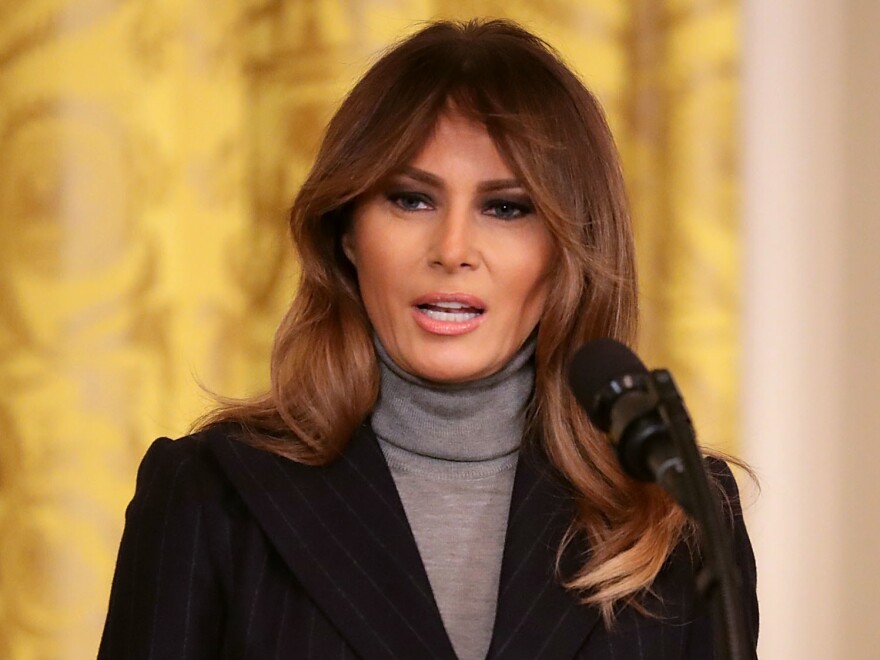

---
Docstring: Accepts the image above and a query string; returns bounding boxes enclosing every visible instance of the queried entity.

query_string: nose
[428,204,481,272]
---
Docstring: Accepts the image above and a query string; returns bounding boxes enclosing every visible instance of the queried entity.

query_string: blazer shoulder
[121,424,258,557]
[702,454,760,650]
[100,427,247,658]
[130,425,240,498]
[704,455,746,504]
[139,422,276,480]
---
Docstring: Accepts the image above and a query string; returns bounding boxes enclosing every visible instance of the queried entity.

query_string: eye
[387,191,434,212]
[483,198,534,220]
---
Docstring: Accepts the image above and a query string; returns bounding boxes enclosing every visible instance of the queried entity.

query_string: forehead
[404,111,516,182]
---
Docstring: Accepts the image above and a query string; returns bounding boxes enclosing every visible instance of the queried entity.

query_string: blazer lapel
[487,443,601,659]
[207,423,457,660]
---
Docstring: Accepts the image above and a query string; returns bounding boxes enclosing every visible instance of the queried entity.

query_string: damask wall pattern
[0,0,739,656]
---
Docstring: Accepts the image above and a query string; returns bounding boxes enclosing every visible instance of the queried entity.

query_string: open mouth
[416,301,484,322]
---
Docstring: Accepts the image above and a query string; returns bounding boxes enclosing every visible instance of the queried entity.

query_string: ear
[341,231,357,267]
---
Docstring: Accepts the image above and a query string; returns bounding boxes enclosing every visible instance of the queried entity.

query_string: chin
[412,357,493,384]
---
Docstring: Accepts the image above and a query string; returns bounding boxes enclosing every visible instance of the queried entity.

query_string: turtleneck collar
[370,334,536,473]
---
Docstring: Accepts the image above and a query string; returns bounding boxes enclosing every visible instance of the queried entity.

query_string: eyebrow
[396,166,524,193]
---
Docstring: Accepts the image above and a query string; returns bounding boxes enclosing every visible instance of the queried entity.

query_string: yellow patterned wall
[0,1,739,656]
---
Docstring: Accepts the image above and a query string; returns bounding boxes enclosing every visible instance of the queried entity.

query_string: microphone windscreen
[567,338,648,427]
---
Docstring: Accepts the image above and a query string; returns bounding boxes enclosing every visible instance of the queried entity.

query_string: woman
[99,19,758,659]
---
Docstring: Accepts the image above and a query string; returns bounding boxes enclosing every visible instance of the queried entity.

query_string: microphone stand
[602,370,752,660]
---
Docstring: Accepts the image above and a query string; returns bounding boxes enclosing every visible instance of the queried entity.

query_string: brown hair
[199,18,692,622]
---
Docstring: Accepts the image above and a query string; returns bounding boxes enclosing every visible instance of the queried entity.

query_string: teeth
[421,309,480,322]
[432,301,467,310]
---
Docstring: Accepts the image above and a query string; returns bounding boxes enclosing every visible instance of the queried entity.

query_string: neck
[370,335,536,464]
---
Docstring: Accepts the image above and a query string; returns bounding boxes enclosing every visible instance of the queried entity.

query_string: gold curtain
[0,1,739,656]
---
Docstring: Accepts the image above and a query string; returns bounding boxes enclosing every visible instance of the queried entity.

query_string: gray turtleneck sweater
[371,338,535,660]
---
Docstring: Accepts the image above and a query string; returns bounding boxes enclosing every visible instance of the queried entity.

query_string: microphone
[567,338,752,660]
[567,338,687,500]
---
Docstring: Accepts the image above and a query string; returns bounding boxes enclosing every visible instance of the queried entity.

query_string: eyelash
[385,191,534,220]
[386,191,433,212]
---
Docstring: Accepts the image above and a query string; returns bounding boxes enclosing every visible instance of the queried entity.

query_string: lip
[411,292,487,336]
[411,292,487,310]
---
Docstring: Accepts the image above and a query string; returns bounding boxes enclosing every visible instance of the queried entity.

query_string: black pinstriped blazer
[99,422,758,659]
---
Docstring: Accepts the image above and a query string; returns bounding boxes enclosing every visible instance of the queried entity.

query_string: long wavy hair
[199,18,695,623]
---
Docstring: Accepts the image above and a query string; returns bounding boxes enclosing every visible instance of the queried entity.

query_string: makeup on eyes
[385,189,433,211]
[384,183,534,219]
[482,196,534,219]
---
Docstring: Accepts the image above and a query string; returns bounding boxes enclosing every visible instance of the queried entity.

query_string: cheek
[512,234,555,318]
[349,221,409,315]
[356,251,394,310]
[518,274,552,329]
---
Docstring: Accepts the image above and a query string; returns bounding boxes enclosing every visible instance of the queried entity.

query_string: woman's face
[343,111,555,383]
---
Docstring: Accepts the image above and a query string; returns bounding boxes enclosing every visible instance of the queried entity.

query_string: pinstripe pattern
[307,606,316,655]
[487,449,598,659]
[147,456,189,659]
[99,424,758,659]
[220,432,451,658]
[273,588,289,659]
[181,506,201,655]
